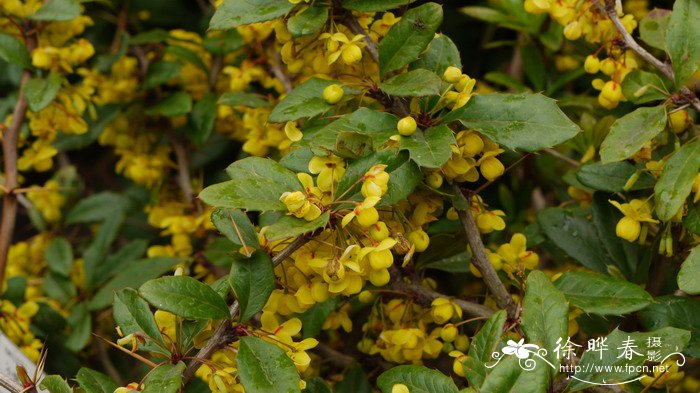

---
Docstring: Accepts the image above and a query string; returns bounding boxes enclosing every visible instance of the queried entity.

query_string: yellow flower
[609,199,658,242]
[320,32,365,65]
[495,233,539,274]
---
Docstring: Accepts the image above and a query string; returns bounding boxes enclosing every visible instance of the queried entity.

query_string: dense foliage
[0,0,699,392]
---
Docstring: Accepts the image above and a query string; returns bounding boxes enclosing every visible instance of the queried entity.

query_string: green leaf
[165,45,208,72]
[143,61,181,90]
[479,355,548,393]
[399,124,455,168]
[553,272,652,315]
[45,237,73,276]
[30,0,80,21]
[334,132,373,159]
[113,288,166,349]
[83,215,124,289]
[237,336,302,393]
[684,201,700,235]
[303,377,332,393]
[44,272,77,304]
[25,72,62,112]
[130,29,171,45]
[229,250,275,321]
[410,34,461,75]
[188,93,218,145]
[521,42,545,90]
[569,327,691,391]
[287,4,328,37]
[380,69,442,96]
[76,368,118,393]
[336,149,417,203]
[335,365,371,393]
[600,105,667,163]
[65,303,91,351]
[93,240,147,286]
[301,107,397,156]
[269,77,337,122]
[264,212,329,241]
[142,362,186,393]
[521,270,568,370]
[342,0,417,12]
[40,375,73,393]
[210,0,295,30]
[218,91,271,108]
[145,92,192,117]
[88,257,184,310]
[537,208,608,273]
[200,157,302,211]
[638,296,700,358]
[383,158,422,204]
[678,246,700,295]
[203,29,245,55]
[639,8,671,50]
[666,0,700,84]
[461,6,508,24]
[296,298,339,338]
[140,276,230,320]
[377,365,459,393]
[0,32,32,68]
[655,139,700,221]
[379,3,443,77]
[464,310,506,387]
[576,162,655,192]
[621,69,669,104]
[211,208,260,248]
[442,93,581,151]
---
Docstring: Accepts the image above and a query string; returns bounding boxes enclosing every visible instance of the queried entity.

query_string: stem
[271,50,292,94]
[454,185,518,320]
[0,27,35,287]
[170,136,194,204]
[181,236,310,384]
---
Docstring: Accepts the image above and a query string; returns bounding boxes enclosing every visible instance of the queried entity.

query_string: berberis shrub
[0,0,699,392]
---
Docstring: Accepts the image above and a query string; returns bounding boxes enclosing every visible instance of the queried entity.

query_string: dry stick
[0,29,35,286]
[596,0,700,112]
[181,235,310,383]
[271,51,292,94]
[454,186,518,320]
[170,136,195,203]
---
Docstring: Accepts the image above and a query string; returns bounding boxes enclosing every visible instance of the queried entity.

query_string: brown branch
[271,51,292,94]
[0,27,35,287]
[181,236,310,384]
[390,269,494,318]
[96,336,124,386]
[169,136,194,204]
[543,148,580,167]
[454,186,518,320]
[596,0,700,112]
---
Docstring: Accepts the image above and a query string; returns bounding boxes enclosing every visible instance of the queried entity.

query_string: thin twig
[454,185,518,320]
[271,51,292,94]
[0,26,35,286]
[170,136,194,203]
[314,343,355,368]
[181,236,310,384]
[596,0,700,112]
[96,336,124,386]
[543,148,580,167]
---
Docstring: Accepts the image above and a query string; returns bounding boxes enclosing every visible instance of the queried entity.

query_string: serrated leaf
[76,368,118,393]
[379,3,443,77]
[384,158,422,204]
[113,288,166,351]
[145,92,192,117]
[142,362,185,393]
[638,296,700,358]
[380,69,442,96]
[229,251,275,322]
[287,4,328,37]
[553,272,652,315]
[399,124,455,168]
[211,208,260,248]
[639,8,670,50]
[218,91,270,108]
[377,365,459,393]
[600,105,667,163]
[200,157,302,211]
[521,270,568,370]
[464,310,506,387]
[140,276,230,320]
[25,72,62,112]
[237,336,301,393]
[210,0,295,30]
[269,77,337,122]
[45,237,73,276]
[537,207,608,273]
[576,162,655,192]
[30,0,80,21]
[621,69,669,104]
[654,139,700,221]
[442,93,580,152]
[678,246,700,295]
[569,327,690,391]
[410,34,461,75]
[0,32,32,68]
[40,375,72,393]
[666,0,700,84]
[264,212,329,241]
[342,0,417,12]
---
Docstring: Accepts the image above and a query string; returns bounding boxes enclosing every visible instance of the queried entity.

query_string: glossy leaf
[621,69,669,104]
[666,0,700,84]
[211,208,260,248]
[655,139,700,221]
[141,362,185,393]
[0,32,32,68]
[25,72,62,112]
[210,0,294,30]
[553,272,652,315]
[112,288,165,349]
[76,368,118,393]
[263,212,329,241]
[576,162,655,192]
[287,4,328,36]
[600,105,667,163]
[139,276,230,320]
[377,365,459,393]
[678,246,700,295]
[229,251,275,322]
[269,77,337,122]
[237,336,301,393]
[380,69,442,96]
[30,0,80,21]
[464,310,506,387]
[399,124,455,168]
[40,375,72,393]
